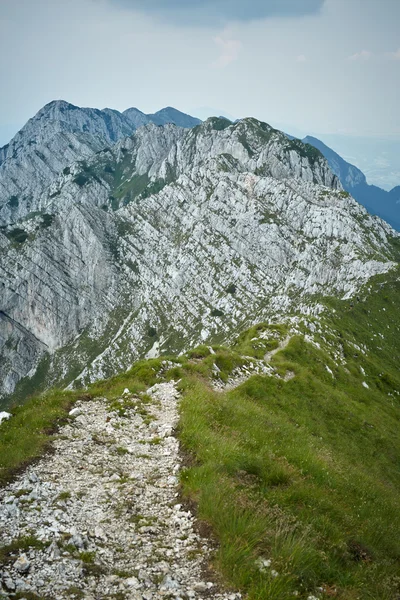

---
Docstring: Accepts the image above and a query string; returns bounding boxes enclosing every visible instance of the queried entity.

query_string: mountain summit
[0,101,200,226]
[0,106,398,401]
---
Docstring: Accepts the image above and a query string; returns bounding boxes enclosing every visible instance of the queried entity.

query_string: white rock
[13,554,30,573]
[0,411,12,424]
[125,576,141,589]
[271,569,279,578]
[69,407,82,417]
[1,113,396,398]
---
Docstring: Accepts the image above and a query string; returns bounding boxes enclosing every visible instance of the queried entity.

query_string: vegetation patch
[187,345,211,360]
[73,173,89,187]
[6,227,29,244]
[0,389,78,485]
[8,195,19,208]
[210,308,224,317]
[0,536,49,564]
[178,273,400,600]
[208,117,232,131]
[41,213,55,228]
[287,139,322,165]
[233,323,287,359]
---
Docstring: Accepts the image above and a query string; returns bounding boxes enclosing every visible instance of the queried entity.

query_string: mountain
[303,135,400,230]
[1,262,399,600]
[0,109,397,403]
[0,100,200,226]
[1,104,399,600]
[145,106,201,128]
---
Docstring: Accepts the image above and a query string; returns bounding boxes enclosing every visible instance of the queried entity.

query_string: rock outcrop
[0,101,200,226]
[0,111,398,401]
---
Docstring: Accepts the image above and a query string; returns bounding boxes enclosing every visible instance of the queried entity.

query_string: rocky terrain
[0,107,398,403]
[0,379,242,599]
[0,101,200,227]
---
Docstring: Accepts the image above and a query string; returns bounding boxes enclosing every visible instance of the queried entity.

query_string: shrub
[8,195,19,208]
[73,173,89,187]
[41,214,54,228]
[7,228,28,244]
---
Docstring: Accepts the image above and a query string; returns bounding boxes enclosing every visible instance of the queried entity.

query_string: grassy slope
[179,269,400,600]
[0,269,399,599]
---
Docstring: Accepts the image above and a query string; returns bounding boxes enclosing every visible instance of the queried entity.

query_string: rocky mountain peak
[0,101,202,227]
[38,99,80,115]
[0,100,398,402]
[147,107,201,128]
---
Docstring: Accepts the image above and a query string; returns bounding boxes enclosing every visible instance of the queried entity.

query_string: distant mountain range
[302,136,400,231]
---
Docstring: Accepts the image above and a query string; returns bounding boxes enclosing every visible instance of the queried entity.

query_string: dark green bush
[7,228,28,244]
[8,195,19,208]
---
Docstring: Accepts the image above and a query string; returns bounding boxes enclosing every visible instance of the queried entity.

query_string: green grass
[56,490,71,501]
[186,345,212,360]
[0,390,78,485]
[233,323,287,359]
[178,271,400,600]
[1,267,399,599]
[0,535,49,564]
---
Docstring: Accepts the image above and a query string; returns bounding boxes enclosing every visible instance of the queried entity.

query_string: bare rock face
[0,112,397,401]
[0,101,201,227]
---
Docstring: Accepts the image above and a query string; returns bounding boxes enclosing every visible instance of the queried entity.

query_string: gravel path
[0,382,241,600]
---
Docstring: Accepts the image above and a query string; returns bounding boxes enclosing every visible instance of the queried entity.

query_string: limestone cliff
[0,113,397,401]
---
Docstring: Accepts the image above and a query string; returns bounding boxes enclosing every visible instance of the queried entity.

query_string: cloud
[347,50,372,61]
[385,48,400,60]
[296,54,307,62]
[213,36,242,68]
[106,0,325,26]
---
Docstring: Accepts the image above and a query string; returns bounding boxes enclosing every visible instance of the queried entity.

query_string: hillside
[0,101,399,599]
[0,265,399,599]
[1,114,397,405]
[303,136,400,231]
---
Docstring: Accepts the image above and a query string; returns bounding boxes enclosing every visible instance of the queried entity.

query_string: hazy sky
[0,0,399,147]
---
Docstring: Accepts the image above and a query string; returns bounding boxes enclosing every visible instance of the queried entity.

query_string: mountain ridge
[0,100,200,227]
[0,112,397,402]
[1,100,399,230]
[0,102,399,600]
[302,135,400,230]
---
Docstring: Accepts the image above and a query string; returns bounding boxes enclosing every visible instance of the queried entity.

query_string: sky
[0,0,399,161]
